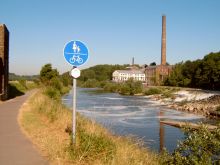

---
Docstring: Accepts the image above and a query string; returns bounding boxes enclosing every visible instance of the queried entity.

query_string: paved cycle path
[0,91,48,165]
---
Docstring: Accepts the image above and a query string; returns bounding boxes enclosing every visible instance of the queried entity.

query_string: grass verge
[18,89,159,165]
[8,81,38,99]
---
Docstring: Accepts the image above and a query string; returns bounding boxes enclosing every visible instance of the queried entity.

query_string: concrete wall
[0,24,9,100]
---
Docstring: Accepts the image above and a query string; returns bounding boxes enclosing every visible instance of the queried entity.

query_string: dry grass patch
[19,89,159,165]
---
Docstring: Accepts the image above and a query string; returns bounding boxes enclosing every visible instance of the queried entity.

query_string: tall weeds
[19,90,159,165]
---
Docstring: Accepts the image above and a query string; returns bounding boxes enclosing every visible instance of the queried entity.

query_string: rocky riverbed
[150,89,220,118]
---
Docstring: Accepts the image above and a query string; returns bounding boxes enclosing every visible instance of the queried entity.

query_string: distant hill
[9,73,39,81]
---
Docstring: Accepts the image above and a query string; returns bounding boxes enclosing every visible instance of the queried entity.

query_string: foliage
[18,79,27,89]
[39,63,70,100]
[81,79,100,88]
[150,62,157,66]
[78,64,129,82]
[119,79,143,95]
[144,87,162,95]
[40,63,59,84]
[161,125,220,165]
[103,82,120,93]
[9,73,39,81]
[45,86,61,101]
[164,52,220,90]
[8,81,38,99]
[60,72,71,87]
[8,82,25,99]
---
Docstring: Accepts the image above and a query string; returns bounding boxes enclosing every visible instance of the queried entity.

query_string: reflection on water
[159,111,165,152]
[62,88,204,152]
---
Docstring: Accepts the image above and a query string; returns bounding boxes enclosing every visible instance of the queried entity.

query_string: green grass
[8,81,38,99]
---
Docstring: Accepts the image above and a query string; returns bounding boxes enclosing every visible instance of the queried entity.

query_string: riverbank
[18,89,159,165]
[146,88,220,119]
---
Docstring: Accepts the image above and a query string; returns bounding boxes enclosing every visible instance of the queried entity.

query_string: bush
[119,84,130,95]
[50,77,62,91]
[8,83,25,99]
[103,82,119,92]
[144,88,162,95]
[45,87,61,100]
[161,125,220,165]
[99,81,108,88]
[162,91,173,98]
[119,79,143,95]
[82,79,100,88]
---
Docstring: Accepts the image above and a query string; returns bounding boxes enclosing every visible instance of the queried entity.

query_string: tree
[78,64,129,83]
[119,79,143,95]
[40,64,59,84]
[150,62,156,66]
[164,62,184,86]
[164,51,220,90]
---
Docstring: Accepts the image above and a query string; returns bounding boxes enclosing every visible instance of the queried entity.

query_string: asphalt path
[0,91,48,165]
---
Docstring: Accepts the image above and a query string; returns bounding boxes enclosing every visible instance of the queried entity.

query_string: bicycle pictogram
[70,54,83,64]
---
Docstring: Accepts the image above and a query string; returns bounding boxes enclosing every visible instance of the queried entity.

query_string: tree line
[9,73,39,81]
[164,52,220,90]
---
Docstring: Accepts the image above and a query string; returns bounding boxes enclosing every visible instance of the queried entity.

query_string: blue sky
[0,0,220,75]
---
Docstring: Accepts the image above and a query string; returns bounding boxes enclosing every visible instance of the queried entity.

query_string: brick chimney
[161,15,166,65]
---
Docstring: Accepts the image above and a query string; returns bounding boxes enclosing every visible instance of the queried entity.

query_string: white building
[112,70,146,82]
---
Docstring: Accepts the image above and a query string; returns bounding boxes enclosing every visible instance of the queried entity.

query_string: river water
[62,88,204,152]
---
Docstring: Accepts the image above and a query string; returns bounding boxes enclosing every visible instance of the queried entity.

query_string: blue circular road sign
[64,41,89,67]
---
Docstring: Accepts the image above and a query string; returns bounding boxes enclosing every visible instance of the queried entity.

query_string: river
[62,88,205,152]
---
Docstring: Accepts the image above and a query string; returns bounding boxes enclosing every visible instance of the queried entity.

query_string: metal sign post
[70,67,81,143]
[64,41,89,144]
[72,78,76,141]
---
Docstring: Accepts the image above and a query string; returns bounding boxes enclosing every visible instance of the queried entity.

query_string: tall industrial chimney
[132,57,134,66]
[161,15,166,65]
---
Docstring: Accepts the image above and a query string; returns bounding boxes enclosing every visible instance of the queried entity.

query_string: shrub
[119,79,143,95]
[50,77,62,91]
[82,79,100,88]
[45,87,61,100]
[161,125,220,165]
[8,83,25,99]
[103,82,119,92]
[162,91,173,98]
[119,84,130,95]
[144,88,162,95]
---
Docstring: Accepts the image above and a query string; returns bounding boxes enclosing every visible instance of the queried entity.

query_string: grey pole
[72,78,76,143]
